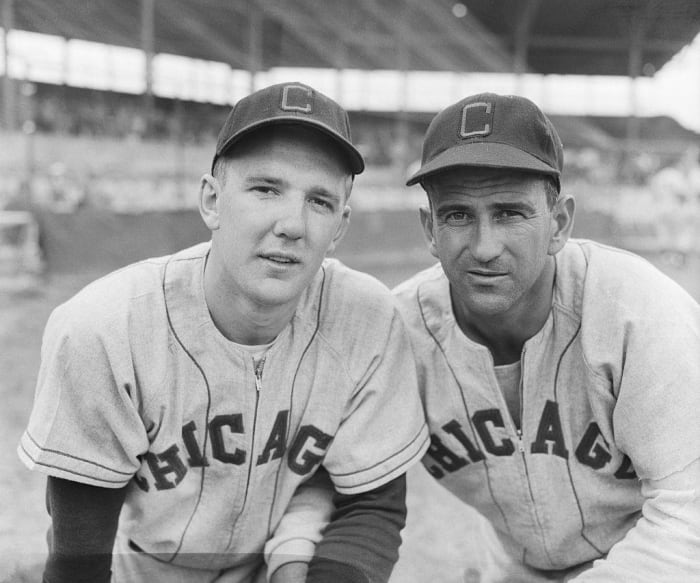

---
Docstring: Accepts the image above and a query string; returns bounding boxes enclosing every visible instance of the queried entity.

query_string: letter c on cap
[460,101,492,138]
[281,85,313,113]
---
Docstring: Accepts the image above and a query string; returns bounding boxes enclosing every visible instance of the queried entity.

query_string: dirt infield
[1,252,697,582]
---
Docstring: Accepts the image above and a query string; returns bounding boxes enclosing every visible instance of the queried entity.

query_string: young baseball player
[393,93,700,581]
[18,82,429,583]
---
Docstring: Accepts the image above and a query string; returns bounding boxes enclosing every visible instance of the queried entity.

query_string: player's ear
[327,205,351,255]
[548,193,575,255]
[419,205,439,258]
[199,173,221,231]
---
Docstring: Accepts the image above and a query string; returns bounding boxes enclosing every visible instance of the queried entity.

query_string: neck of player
[203,261,296,346]
[452,258,556,365]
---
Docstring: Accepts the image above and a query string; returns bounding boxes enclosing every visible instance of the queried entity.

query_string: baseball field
[1,219,698,583]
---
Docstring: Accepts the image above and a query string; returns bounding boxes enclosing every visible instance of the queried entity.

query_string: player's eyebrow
[490,200,536,213]
[243,174,284,187]
[434,201,472,213]
[244,174,342,203]
[308,186,342,204]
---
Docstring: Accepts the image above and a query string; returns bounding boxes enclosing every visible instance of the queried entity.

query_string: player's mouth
[468,268,506,277]
[260,252,302,265]
[466,268,507,282]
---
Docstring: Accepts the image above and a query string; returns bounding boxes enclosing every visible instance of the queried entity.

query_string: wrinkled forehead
[423,167,552,210]
[424,166,544,192]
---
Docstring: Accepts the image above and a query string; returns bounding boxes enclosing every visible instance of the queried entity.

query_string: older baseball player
[18,82,429,583]
[393,93,700,581]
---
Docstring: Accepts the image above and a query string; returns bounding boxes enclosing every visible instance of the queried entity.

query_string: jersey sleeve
[570,458,700,582]
[583,251,700,481]
[322,308,429,495]
[265,468,335,579]
[18,302,149,488]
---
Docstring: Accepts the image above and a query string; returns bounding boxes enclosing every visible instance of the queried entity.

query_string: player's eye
[494,209,524,221]
[310,197,335,211]
[443,211,471,226]
[252,185,278,196]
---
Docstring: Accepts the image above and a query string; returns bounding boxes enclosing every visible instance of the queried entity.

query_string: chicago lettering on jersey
[425,400,637,480]
[135,409,332,491]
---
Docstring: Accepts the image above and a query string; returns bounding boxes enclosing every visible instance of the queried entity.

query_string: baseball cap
[212,82,364,175]
[406,92,563,189]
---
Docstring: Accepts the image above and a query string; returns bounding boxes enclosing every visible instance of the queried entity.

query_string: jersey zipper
[243,354,265,495]
[517,352,526,453]
[517,349,552,563]
[226,354,266,549]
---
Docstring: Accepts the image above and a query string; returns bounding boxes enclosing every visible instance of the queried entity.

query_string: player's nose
[469,219,503,263]
[272,194,306,240]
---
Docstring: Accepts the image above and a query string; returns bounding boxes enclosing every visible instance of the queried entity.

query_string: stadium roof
[8,0,700,76]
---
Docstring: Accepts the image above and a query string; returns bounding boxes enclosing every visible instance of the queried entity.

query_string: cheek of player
[200,133,351,308]
[421,172,559,319]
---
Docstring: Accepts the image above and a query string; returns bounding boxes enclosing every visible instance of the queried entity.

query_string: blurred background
[1,1,699,581]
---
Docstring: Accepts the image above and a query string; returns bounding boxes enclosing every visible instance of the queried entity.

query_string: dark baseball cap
[212,82,364,175]
[407,92,563,189]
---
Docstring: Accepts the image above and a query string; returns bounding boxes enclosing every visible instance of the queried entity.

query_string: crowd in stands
[32,84,226,143]
[1,83,698,257]
[29,83,428,169]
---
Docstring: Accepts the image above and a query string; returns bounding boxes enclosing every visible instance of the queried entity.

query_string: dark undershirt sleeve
[43,476,127,583]
[307,474,407,583]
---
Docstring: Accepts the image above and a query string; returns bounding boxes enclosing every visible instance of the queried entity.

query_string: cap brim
[216,117,365,175]
[406,142,559,186]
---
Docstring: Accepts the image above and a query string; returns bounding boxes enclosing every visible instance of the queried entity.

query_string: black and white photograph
[1,2,699,582]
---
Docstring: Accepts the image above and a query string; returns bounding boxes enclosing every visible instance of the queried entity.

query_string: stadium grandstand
[0,0,699,277]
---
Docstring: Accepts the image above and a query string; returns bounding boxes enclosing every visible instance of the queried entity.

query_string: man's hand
[269,561,308,583]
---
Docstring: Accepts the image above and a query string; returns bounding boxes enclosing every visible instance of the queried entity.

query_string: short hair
[212,155,230,185]
[543,175,559,209]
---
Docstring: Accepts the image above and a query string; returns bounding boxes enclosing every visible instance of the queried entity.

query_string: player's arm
[42,476,127,583]
[265,467,335,582]
[570,457,700,582]
[265,469,407,583]
[575,269,700,581]
[307,474,407,583]
[307,304,427,582]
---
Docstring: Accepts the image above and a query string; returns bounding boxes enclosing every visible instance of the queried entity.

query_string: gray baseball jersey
[393,239,700,578]
[19,242,429,574]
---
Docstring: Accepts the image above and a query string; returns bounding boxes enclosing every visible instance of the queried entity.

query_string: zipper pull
[254,356,265,393]
[516,429,525,453]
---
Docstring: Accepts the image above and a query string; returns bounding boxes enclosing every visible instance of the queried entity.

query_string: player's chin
[252,278,308,307]
[458,286,516,316]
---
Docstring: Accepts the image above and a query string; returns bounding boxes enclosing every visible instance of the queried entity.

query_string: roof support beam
[140,0,155,128]
[355,0,458,70]
[160,1,250,67]
[251,0,344,69]
[513,0,541,75]
[1,0,15,130]
[296,0,395,70]
[405,0,514,72]
[625,4,653,156]
[508,35,683,53]
[247,0,262,91]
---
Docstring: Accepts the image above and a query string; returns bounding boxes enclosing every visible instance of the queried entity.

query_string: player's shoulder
[57,258,164,321]
[304,258,400,346]
[49,243,207,338]
[563,239,687,292]
[557,238,697,318]
[317,257,395,310]
[392,262,444,303]
[565,238,655,272]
